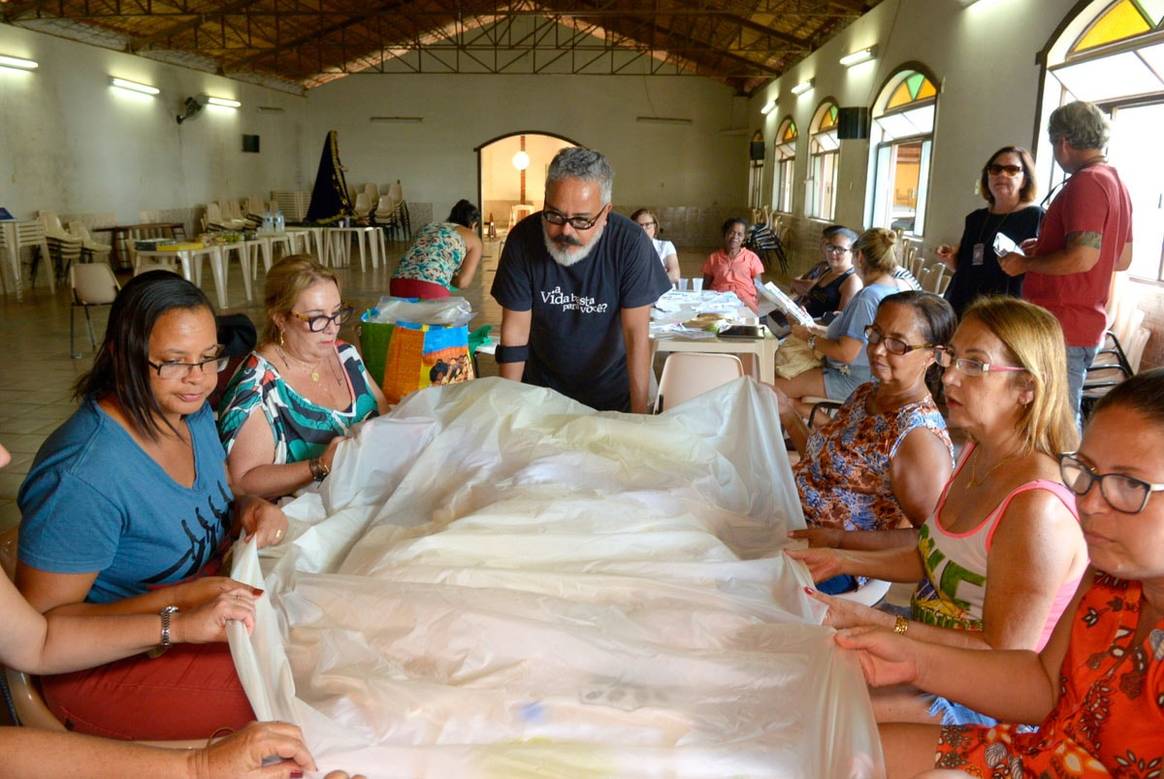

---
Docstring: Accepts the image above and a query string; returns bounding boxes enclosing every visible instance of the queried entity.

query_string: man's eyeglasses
[823,244,851,254]
[1059,452,1164,514]
[149,352,229,380]
[935,348,1027,377]
[290,305,355,333]
[987,164,1024,177]
[542,204,608,231]
[864,325,932,356]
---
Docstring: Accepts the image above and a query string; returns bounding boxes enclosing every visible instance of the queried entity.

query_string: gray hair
[546,148,614,204]
[1048,101,1110,150]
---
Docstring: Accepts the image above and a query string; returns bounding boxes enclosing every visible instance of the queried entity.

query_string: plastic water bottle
[261,210,274,233]
[275,209,285,232]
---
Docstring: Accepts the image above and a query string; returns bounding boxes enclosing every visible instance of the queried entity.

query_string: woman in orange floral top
[836,368,1164,778]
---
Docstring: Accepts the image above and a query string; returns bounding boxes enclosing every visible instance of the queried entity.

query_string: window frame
[806,101,840,221]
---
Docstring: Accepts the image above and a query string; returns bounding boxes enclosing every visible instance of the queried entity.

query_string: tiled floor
[0,236,718,532]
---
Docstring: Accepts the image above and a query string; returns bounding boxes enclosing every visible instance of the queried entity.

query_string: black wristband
[495,344,530,364]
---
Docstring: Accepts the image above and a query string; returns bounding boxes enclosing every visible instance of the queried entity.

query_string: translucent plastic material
[229,378,883,778]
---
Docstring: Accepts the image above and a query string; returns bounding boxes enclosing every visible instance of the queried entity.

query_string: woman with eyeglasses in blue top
[786,296,1087,730]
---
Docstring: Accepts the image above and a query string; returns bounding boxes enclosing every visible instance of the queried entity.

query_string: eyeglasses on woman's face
[636,220,656,229]
[935,348,1026,377]
[290,305,355,333]
[987,163,1023,177]
[542,204,609,231]
[823,243,851,255]
[864,325,932,356]
[1059,452,1164,514]
[148,351,229,380]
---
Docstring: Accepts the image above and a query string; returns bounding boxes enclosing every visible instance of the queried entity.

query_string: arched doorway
[474,131,581,238]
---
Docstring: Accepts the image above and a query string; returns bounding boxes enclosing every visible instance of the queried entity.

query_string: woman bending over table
[389,198,484,299]
[838,367,1164,778]
[16,271,289,741]
[788,297,1087,728]
[219,256,387,499]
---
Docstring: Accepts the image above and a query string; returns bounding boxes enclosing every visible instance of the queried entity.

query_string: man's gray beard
[543,223,605,267]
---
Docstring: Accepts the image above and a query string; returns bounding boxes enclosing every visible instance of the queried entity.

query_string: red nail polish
[803,586,814,594]
[252,587,264,596]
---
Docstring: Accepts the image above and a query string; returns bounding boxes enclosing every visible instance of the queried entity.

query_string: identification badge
[972,243,985,267]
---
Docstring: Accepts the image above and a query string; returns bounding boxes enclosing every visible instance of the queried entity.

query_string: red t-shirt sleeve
[701,255,714,276]
[749,252,764,277]
[1059,174,1109,239]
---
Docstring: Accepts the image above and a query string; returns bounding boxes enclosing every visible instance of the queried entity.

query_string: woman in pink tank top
[787,297,1089,726]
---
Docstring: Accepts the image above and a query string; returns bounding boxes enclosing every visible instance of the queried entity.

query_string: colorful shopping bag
[382,321,474,403]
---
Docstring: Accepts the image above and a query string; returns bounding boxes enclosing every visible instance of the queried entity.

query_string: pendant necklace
[279,345,322,383]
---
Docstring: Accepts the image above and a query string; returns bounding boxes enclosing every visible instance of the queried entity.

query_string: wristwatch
[309,457,330,482]
[158,605,179,652]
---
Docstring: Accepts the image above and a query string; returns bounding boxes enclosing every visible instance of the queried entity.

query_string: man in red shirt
[1000,101,1132,420]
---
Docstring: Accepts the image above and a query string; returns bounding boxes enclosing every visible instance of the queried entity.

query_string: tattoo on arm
[1066,231,1102,250]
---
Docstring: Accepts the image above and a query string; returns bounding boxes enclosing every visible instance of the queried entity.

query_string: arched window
[772,117,798,213]
[1041,0,1164,280]
[866,68,938,237]
[748,131,765,209]
[807,101,839,220]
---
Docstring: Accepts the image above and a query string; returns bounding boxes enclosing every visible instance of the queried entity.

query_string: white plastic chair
[16,220,55,292]
[69,263,120,358]
[654,353,745,412]
[134,262,180,276]
[67,221,112,263]
[363,182,379,202]
[353,192,371,221]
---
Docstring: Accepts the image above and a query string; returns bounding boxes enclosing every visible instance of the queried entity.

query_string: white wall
[749,0,1081,249]
[0,23,308,224]
[304,73,749,225]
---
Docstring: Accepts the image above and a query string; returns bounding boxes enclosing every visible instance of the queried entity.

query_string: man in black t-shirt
[490,148,671,412]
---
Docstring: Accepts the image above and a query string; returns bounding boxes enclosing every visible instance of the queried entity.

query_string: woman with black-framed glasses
[16,270,291,740]
[935,145,1043,319]
[838,366,1164,777]
[218,255,387,499]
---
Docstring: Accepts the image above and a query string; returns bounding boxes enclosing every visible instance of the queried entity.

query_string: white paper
[755,280,814,326]
[992,231,1023,257]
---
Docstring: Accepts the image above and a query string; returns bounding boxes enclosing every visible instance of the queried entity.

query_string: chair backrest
[363,183,379,200]
[38,210,68,237]
[655,353,745,412]
[15,221,46,245]
[67,221,92,242]
[925,264,946,293]
[376,194,394,214]
[388,180,403,202]
[354,192,371,213]
[71,262,121,304]
[915,266,934,292]
[206,202,224,224]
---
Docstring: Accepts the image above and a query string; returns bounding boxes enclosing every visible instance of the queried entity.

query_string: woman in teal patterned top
[219,256,387,498]
[389,199,484,299]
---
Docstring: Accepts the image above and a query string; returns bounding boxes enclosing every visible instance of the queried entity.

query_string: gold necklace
[278,345,322,382]
[967,447,1020,488]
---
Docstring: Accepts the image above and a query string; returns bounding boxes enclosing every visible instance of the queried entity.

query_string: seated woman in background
[703,217,764,312]
[631,208,680,284]
[774,292,956,555]
[839,368,1164,778]
[788,297,1087,727]
[796,224,863,321]
[219,256,387,499]
[389,198,485,299]
[16,271,289,741]
[775,227,914,407]
[937,145,1042,319]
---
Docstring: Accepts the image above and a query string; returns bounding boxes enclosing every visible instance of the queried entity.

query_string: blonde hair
[262,255,340,343]
[962,297,1078,457]
[854,227,898,275]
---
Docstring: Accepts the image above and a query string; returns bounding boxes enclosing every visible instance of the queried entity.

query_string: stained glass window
[885,71,937,111]
[808,102,839,220]
[1070,0,1163,55]
[773,117,798,213]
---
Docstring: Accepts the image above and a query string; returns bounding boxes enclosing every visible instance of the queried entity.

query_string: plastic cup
[692,279,704,292]
[678,278,689,291]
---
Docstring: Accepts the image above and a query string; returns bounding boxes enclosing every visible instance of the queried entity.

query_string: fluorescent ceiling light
[791,79,814,96]
[0,54,39,71]
[760,100,777,116]
[635,115,692,125]
[369,115,423,123]
[110,77,159,96]
[207,96,241,108]
[840,46,877,67]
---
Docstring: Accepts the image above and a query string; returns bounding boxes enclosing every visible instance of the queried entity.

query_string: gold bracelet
[893,615,910,635]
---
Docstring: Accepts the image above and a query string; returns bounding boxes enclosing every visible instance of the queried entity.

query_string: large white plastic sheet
[229,377,883,778]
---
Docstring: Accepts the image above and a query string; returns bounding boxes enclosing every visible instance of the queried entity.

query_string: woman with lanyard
[936,146,1043,319]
